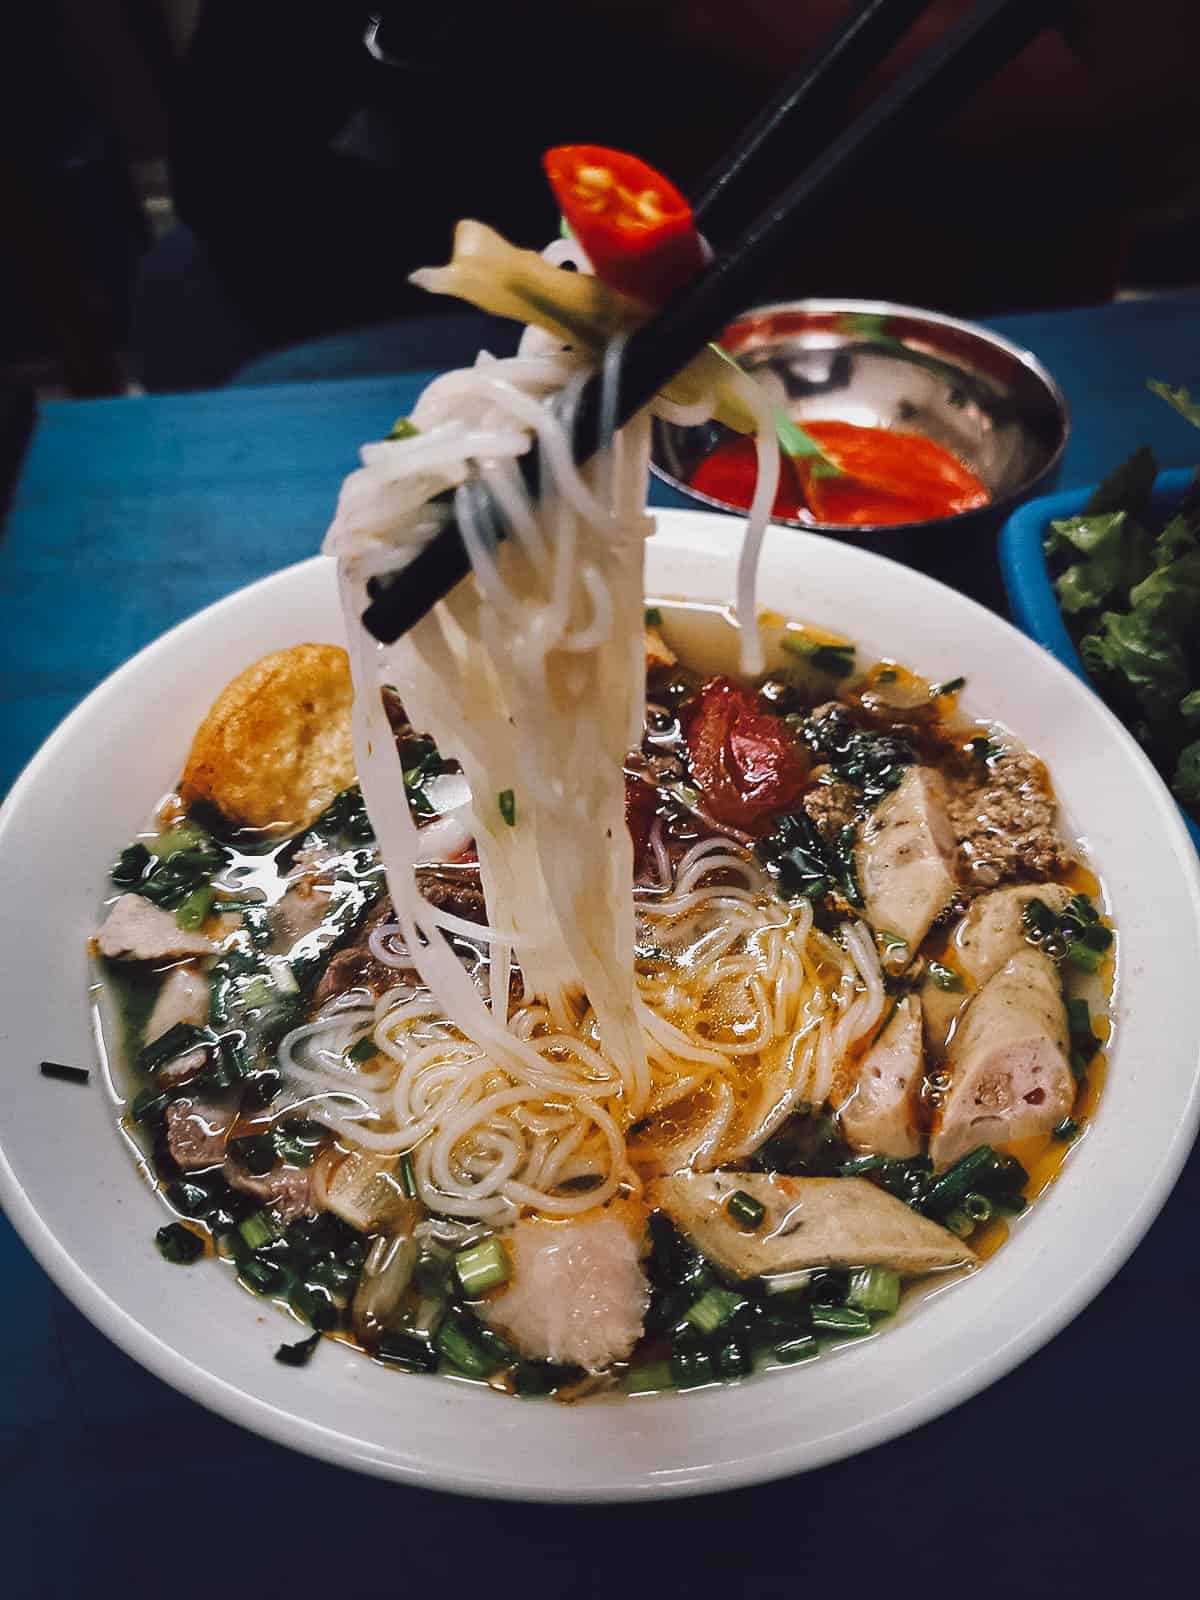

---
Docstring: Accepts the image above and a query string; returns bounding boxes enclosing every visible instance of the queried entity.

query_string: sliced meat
[416,866,487,924]
[481,1202,650,1373]
[225,1161,316,1223]
[95,894,215,962]
[856,767,957,958]
[649,1172,975,1277]
[838,995,922,1157]
[953,882,1072,987]
[313,901,406,1007]
[319,1148,417,1233]
[930,948,1073,1168]
[145,964,209,1042]
[165,1096,233,1169]
[947,750,1073,889]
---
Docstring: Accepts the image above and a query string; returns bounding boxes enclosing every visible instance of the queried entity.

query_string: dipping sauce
[688,419,991,527]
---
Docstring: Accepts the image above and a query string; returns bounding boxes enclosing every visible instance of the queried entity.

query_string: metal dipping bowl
[651,298,1069,582]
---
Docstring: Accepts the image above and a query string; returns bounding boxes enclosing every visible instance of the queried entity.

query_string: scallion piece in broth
[454,1237,511,1295]
[726,1189,766,1230]
[156,1223,204,1264]
[846,1267,900,1316]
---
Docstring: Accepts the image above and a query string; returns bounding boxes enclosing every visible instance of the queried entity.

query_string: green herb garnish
[498,788,516,827]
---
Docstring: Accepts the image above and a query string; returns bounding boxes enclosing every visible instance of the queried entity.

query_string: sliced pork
[839,995,922,1157]
[165,1096,233,1170]
[649,1172,975,1277]
[481,1203,650,1373]
[930,948,1074,1168]
[856,768,957,958]
[96,894,215,962]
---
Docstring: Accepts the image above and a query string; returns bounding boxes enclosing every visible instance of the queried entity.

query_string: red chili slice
[543,145,705,306]
[681,677,809,830]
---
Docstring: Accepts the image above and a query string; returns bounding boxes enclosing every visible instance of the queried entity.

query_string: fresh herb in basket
[1043,381,1200,820]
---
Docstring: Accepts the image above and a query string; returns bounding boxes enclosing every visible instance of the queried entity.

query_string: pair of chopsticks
[363,0,1064,645]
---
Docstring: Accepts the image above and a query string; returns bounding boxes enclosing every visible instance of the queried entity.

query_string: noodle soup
[93,606,1112,1396]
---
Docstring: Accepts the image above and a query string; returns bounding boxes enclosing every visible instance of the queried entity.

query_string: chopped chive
[238,1209,283,1251]
[930,676,966,697]
[943,1207,976,1238]
[623,1360,674,1394]
[927,961,963,992]
[230,1134,277,1176]
[138,1021,213,1075]
[167,1179,214,1217]
[726,1189,766,1231]
[921,1145,999,1217]
[774,1333,820,1364]
[377,1331,439,1373]
[239,1256,286,1295]
[40,1060,90,1085]
[274,1331,322,1367]
[397,1152,418,1198]
[962,1192,994,1223]
[130,1086,169,1122]
[846,1266,901,1316]
[175,884,213,931]
[670,1345,718,1389]
[387,416,419,441]
[877,930,908,959]
[684,1286,745,1336]
[713,1333,753,1379]
[810,1304,872,1336]
[1067,997,1094,1038]
[455,1237,511,1295]
[1066,942,1104,975]
[346,1035,378,1064]
[1052,1117,1081,1142]
[644,606,663,626]
[436,1314,499,1377]
[155,1222,204,1264]
[498,789,516,827]
[780,634,857,679]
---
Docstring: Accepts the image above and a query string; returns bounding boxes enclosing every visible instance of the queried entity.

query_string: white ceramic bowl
[1,509,1198,1501]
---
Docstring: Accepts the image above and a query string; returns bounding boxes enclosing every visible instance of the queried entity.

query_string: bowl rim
[1,509,1198,1501]
[998,466,1200,852]
[650,295,1071,533]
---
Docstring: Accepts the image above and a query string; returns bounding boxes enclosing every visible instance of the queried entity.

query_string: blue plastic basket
[999,467,1200,851]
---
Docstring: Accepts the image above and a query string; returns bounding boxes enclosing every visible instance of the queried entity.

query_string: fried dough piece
[181,644,355,830]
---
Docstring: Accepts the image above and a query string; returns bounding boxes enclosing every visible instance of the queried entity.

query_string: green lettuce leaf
[1128,547,1200,632]
[1173,741,1200,809]
[1046,510,1152,613]
[1148,379,1200,430]
[1181,690,1200,720]
[1081,610,1189,725]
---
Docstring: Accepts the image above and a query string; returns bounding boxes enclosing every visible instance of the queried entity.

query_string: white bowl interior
[0,508,1197,1501]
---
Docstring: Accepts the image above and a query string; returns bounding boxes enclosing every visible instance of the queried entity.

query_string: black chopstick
[690,0,940,247]
[363,0,1058,645]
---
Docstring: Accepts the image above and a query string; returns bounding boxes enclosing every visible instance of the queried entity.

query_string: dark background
[3,0,1200,402]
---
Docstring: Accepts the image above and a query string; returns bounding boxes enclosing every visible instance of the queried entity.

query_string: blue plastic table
[3,295,1200,1595]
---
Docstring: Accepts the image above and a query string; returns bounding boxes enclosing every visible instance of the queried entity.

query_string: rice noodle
[291,235,884,1221]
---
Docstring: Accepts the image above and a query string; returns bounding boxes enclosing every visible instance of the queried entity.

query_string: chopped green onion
[498,788,516,827]
[272,1118,325,1166]
[175,884,213,931]
[713,1333,753,1379]
[155,1223,204,1264]
[1066,941,1104,975]
[346,1035,378,1064]
[40,1059,90,1085]
[138,1021,213,1075]
[684,1286,745,1335]
[930,676,966,697]
[846,1267,901,1316]
[774,1333,820,1364]
[623,1360,674,1394]
[877,930,908,960]
[455,1237,511,1295]
[167,1179,213,1217]
[670,1344,718,1389]
[239,1256,286,1295]
[1021,898,1058,940]
[377,1331,439,1373]
[230,1134,277,1176]
[238,1209,283,1251]
[927,961,963,992]
[963,1192,994,1223]
[1052,1117,1081,1142]
[921,1145,1001,1218]
[290,1280,339,1332]
[387,417,419,441]
[780,634,857,679]
[397,1152,418,1198]
[436,1314,498,1378]
[112,841,152,887]
[810,1304,872,1336]
[644,606,663,626]
[130,1086,169,1123]
[943,1208,976,1238]
[726,1189,766,1231]
[275,1331,322,1367]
